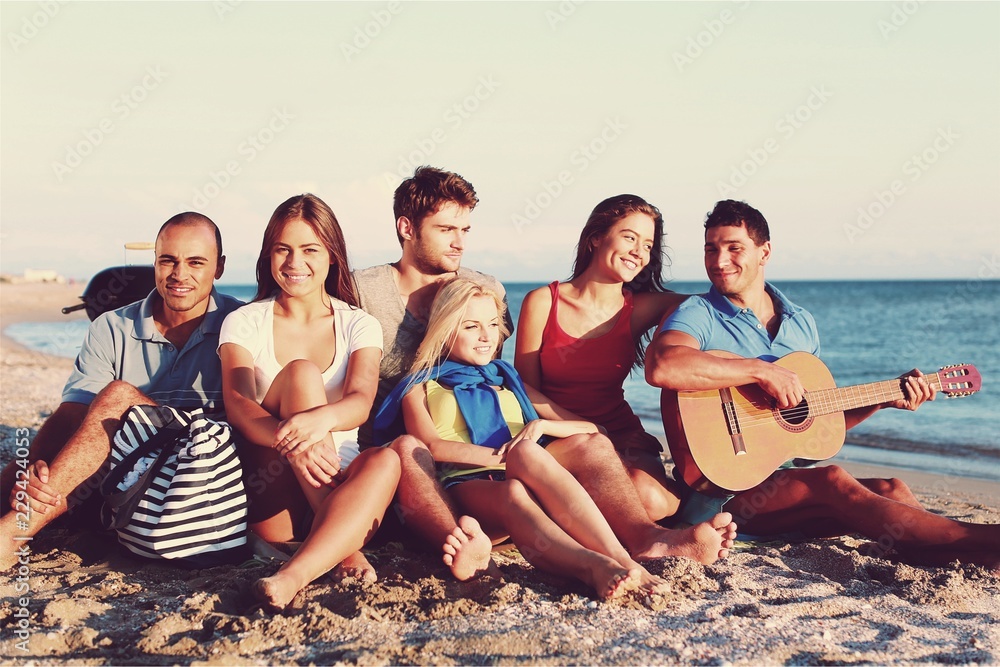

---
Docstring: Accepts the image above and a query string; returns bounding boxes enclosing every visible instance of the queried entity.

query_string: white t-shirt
[218,296,383,450]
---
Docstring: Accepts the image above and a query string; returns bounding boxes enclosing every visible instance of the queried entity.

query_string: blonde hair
[409,278,510,381]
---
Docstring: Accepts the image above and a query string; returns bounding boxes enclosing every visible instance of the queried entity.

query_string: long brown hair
[253,194,359,306]
[571,194,667,294]
[571,194,670,370]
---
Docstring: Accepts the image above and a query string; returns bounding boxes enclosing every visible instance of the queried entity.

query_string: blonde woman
[219,194,399,610]
[375,278,669,599]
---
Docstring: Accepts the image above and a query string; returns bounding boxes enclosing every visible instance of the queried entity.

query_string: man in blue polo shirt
[643,199,999,568]
[1,212,243,568]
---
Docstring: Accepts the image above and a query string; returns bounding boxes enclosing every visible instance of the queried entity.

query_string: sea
[7,280,999,482]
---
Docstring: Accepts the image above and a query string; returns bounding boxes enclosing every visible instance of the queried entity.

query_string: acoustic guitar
[661,351,981,497]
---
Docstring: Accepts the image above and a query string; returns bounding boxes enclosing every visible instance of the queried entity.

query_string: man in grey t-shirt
[354,166,505,580]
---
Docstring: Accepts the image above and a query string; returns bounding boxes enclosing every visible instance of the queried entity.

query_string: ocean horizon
[6,279,998,482]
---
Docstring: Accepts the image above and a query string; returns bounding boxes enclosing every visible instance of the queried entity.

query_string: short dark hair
[704,200,770,246]
[158,212,223,260]
[392,166,479,245]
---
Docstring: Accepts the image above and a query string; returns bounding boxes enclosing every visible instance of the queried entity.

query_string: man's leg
[728,465,1000,568]
[1,402,88,517]
[618,448,682,522]
[388,435,495,580]
[1,381,154,568]
[545,433,736,564]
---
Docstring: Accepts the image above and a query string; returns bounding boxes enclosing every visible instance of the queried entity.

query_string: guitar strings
[723,384,908,430]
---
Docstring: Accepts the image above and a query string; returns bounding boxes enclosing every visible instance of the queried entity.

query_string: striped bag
[100,405,249,566]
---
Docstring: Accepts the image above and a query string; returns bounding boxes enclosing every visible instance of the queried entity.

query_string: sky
[2,1,998,286]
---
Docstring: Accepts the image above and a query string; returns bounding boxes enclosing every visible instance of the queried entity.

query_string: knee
[504,441,546,478]
[388,435,434,472]
[867,476,911,500]
[363,446,401,481]
[812,465,864,497]
[279,359,324,391]
[283,358,322,378]
[388,434,428,459]
[559,432,615,460]
[93,381,144,410]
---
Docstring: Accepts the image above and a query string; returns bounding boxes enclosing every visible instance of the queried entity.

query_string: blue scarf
[374,359,539,449]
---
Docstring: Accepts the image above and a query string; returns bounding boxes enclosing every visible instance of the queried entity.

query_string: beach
[1,283,998,666]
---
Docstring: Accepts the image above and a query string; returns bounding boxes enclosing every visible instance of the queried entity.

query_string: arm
[513,289,594,425]
[845,369,936,429]
[219,342,282,448]
[644,328,806,410]
[512,286,549,390]
[401,385,506,467]
[631,290,688,336]
[273,347,382,452]
[7,402,89,513]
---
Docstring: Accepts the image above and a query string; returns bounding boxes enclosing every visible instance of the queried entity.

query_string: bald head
[157,212,223,261]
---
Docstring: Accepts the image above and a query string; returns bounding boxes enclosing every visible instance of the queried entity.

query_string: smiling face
[154,221,223,317]
[590,212,655,283]
[445,294,501,366]
[269,218,332,298]
[704,222,770,298]
[402,201,471,275]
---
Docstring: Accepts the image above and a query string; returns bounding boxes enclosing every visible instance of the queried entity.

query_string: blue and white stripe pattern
[108,405,248,561]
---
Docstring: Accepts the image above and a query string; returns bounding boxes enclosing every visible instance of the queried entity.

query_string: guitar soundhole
[775,399,813,433]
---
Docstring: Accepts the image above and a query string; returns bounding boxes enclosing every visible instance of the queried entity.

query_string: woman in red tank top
[514,195,689,522]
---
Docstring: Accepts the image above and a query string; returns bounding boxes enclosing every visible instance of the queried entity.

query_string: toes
[442,553,455,567]
[458,515,484,538]
[449,526,469,545]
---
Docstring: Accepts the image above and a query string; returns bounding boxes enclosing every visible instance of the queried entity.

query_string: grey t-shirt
[352,264,509,448]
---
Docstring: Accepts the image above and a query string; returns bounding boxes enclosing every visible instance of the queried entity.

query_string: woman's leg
[450,479,639,600]
[242,360,331,542]
[255,447,401,609]
[504,442,668,593]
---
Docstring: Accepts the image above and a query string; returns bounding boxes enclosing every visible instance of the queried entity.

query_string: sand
[1,283,998,666]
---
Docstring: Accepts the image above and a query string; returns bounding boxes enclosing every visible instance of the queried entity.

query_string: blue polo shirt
[660,282,822,528]
[661,283,820,360]
[62,288,243,412]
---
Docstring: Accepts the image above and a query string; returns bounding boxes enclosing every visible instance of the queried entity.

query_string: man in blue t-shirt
[644,200,999,568]
[1,213,242,569]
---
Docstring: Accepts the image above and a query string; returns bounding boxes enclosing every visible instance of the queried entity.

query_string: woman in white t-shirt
[219,193,400,611]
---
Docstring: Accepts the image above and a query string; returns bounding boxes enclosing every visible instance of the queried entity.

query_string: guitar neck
[805,373,943,416]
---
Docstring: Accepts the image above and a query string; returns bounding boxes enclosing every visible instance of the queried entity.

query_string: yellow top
[424,379,526,445]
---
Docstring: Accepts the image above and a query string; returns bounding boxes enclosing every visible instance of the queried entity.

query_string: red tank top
[538,282,642,433]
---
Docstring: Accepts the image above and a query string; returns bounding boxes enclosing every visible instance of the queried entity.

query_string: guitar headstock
[936,364,982,397]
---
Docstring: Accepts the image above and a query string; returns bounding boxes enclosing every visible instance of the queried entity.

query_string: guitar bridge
[720,387,747,455]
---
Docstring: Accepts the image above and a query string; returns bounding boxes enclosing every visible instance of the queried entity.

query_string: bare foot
[253,573,303,612]
[582,558,640,601]
[635,564,671,595]
[441,515,498,581]
[633,512,738,565]
[331,550,377,583]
